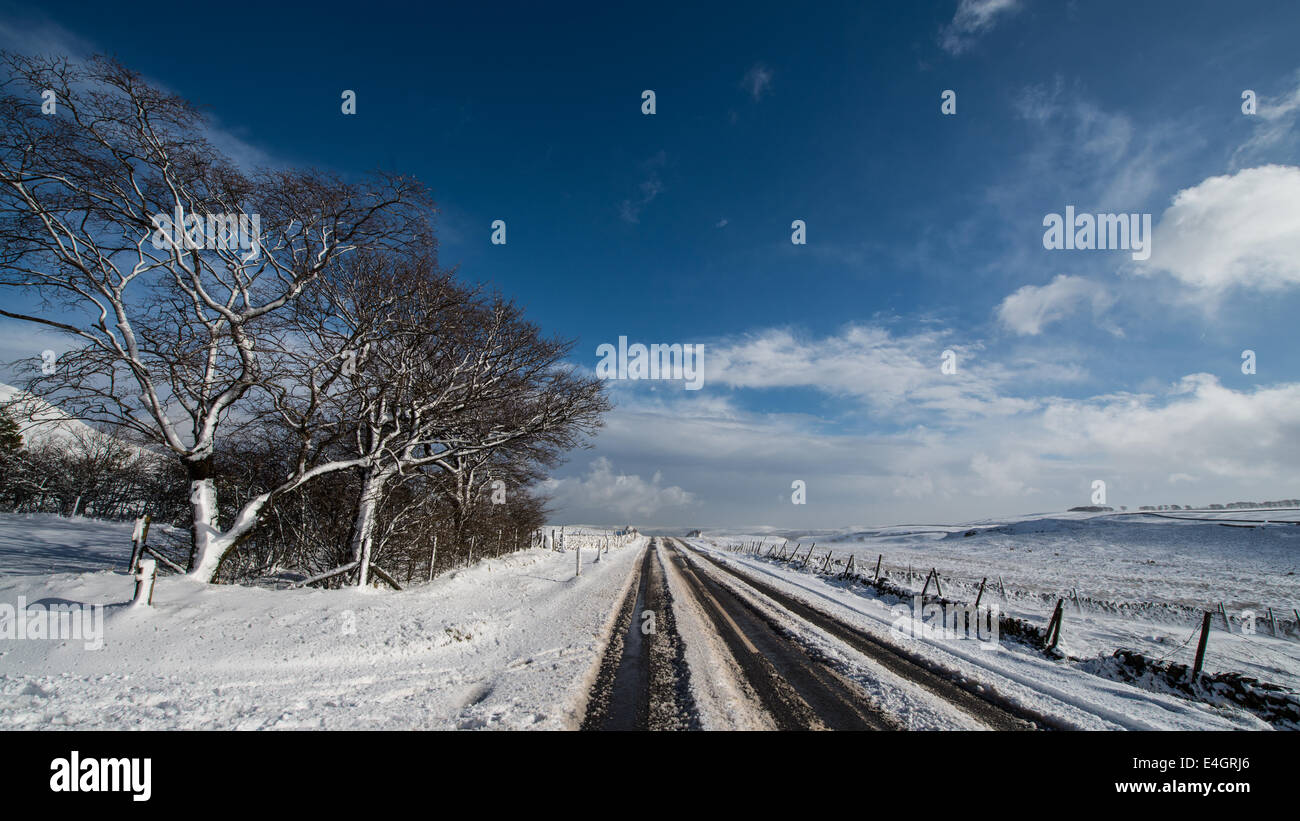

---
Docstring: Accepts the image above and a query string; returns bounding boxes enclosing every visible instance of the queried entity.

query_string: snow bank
[0,513,646,730]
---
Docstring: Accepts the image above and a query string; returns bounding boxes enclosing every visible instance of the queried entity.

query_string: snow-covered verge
[682,539,1276,729]
[699,512,1300,695]
[0,512,646,729]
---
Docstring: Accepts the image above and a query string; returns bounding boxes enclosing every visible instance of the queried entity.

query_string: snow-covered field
[697,510,1300,693]
[0,512,646,729]
[2,509,1296,730]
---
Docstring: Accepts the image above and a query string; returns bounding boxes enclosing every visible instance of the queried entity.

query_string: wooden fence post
[873,554,882,581]
[1044,599,1064,651]
[132,558,157,607]
[975,577,987,609]
[1192,611,1213,680]
[127,514,152,572]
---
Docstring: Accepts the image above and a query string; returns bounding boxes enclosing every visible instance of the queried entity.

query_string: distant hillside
[0,382,101,447]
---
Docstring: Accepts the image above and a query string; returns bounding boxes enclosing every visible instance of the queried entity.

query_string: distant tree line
[0,53,608,585]
[1135,501,1299,511]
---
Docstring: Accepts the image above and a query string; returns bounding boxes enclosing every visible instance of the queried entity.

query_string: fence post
[132,558,157,607]
[998,576,1007,600]
[1219,602,1230,630]
[128,515,145,571]
[575,541,581,577]
[1044,599,1064,651]
[975,577,987,609]
[873,554,882,581]
[1192,611,1213,681]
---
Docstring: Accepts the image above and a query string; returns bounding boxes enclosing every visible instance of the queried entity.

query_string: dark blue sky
[2,1,1299,526]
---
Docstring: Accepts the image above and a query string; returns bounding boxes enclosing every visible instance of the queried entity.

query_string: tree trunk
[185,455,225,580]
[349,467,392,588]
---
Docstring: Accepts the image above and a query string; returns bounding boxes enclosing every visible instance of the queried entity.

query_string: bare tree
[285,251,609,586]
[0,54,431,580]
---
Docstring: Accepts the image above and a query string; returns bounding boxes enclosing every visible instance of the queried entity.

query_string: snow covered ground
[0,512,646,729]
[695,510,1300,695]
[671,539,1273,729]
[1,509,1295,730]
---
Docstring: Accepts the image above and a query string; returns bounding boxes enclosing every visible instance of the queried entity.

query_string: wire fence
[713,537,1300,649]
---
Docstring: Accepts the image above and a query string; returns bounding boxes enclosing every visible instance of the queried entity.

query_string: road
[583,537,1052,731]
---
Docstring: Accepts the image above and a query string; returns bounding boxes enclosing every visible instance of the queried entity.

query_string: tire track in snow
[675,540,1053,730]
[581,540,698,730]
[662,540,899,730]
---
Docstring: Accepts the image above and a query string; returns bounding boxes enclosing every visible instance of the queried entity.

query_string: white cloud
[619,152,667,224]
[704,324,1043,419]
[940,0,1021,55]
[1141,165,1300,293]
[741,63,773,101]
[540,457,694,520]
[559,371,1300,527]
[996,274,1114,335]
[1009,79,1176,210]
[1233,76,1300,166]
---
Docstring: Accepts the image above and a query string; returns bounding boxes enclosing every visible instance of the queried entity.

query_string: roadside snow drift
[0,513,646,730]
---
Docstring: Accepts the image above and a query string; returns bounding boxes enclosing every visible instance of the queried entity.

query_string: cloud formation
[1142,165,1300,294]
[996,274,1114,335]
[619,151,668,224]
[539,457,694,520]
[741,63,773,101]
[940,0,1021,55]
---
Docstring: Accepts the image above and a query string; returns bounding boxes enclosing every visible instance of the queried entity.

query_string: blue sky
[2,0,1299,528]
